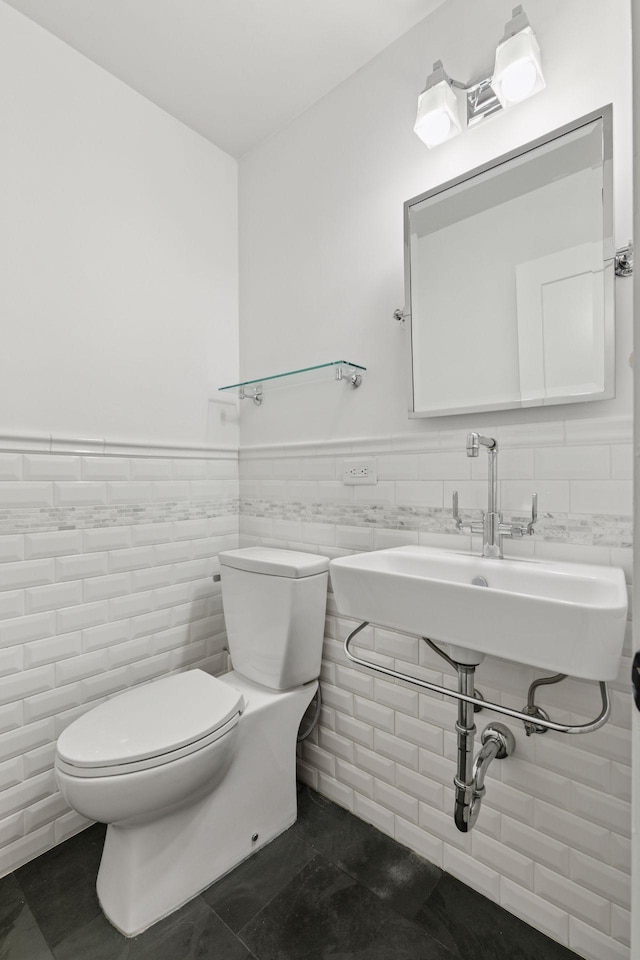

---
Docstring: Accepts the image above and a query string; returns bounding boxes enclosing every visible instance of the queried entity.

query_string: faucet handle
[452,490,463,530]
[452,491,482,534]
[503,492,538,538]
[527,492,538,535]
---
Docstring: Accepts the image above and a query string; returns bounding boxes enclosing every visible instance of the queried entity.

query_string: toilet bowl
[54,547,329,937]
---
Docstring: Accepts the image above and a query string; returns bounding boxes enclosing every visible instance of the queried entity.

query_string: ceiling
[4,0,446,157]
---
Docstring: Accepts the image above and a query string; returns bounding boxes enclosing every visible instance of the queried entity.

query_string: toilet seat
[56,670,243,779]
[56,712,240,778]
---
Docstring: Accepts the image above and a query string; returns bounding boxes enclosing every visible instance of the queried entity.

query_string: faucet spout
[466,433,501,557]
[466,432,497,458]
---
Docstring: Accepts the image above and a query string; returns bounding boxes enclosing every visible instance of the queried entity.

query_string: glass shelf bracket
[218,360,366,406]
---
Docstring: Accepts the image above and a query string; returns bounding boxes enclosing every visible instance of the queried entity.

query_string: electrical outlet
[343,458,377,485]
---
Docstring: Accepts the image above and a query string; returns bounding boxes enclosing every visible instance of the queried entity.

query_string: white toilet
[54,547,329,937]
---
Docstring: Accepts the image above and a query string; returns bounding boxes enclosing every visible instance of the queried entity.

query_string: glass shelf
[218,360,366,405]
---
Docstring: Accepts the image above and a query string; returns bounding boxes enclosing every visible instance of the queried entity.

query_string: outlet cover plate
[343,458,377,485]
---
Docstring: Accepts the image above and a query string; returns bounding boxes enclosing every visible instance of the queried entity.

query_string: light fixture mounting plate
[466,77,502,127]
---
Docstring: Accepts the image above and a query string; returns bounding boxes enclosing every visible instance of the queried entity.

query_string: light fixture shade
[493,25,545,107]
[414,77,462,149]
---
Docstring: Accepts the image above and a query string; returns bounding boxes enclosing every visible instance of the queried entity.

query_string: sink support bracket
[521,672,568,735]
[343,622,611,737]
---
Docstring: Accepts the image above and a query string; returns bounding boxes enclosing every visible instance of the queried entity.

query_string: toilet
[54,547,329,937]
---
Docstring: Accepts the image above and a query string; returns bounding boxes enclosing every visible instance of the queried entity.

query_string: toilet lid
[56,670,244,769]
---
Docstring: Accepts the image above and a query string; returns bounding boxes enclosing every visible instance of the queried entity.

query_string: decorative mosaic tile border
[0,498,239,536]
[240,498,632,548]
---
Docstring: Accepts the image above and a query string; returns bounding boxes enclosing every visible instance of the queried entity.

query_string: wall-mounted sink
[330,546,627,681]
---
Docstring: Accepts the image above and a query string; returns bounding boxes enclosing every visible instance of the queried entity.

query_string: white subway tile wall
[0,418,632,959]
[242,417,632,960]
[0,448,239,876]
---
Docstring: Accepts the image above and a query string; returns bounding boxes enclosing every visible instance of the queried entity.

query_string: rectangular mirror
[405,106,615,417]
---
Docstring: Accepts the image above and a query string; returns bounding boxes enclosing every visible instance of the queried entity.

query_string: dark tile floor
[0,785,581,960]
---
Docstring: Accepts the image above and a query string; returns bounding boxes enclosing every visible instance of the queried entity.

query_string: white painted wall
[0,2,239,449]
[630,0,639,953]
[238,0,632,446]
[0,2,241,873]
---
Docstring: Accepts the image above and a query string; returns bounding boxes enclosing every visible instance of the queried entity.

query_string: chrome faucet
[453,432,537,558]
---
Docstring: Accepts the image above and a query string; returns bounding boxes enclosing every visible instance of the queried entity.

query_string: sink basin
[329,546,627,681]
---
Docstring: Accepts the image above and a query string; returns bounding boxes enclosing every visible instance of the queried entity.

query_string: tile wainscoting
[0,416,631,960]
[240,416,633,960]
[0,435,239,877]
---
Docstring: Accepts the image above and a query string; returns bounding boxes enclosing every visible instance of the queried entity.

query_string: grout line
[231,851,319,946]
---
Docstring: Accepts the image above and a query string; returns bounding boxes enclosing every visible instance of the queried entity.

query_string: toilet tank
[219,548,329,690]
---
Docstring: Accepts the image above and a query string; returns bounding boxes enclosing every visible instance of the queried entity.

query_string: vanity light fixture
[492,6,545,107]
[414,5,545,149]
[413,60,463,148]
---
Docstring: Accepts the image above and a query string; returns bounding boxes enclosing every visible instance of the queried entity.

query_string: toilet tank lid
[56,670,244,768]
[219,547,329,578]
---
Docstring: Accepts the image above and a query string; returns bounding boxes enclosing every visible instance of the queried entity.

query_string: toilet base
[95,673,317,937]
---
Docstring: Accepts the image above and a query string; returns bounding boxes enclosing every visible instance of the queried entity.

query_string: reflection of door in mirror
[406,107,614,418]
[515,243,607,404]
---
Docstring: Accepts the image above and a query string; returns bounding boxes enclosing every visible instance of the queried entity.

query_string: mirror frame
[404,104,615,419]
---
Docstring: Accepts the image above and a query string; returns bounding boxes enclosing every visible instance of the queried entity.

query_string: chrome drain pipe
[460,722,516,831]
[454,666,477,832]
[451,667,516,833]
